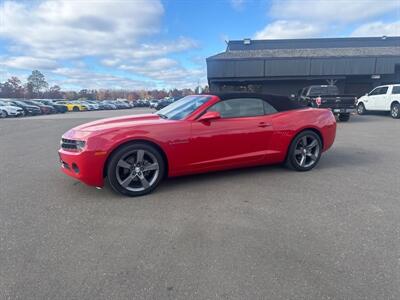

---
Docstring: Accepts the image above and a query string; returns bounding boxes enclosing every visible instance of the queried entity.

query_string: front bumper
[58,148,107,187]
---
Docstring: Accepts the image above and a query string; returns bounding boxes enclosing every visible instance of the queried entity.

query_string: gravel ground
[0,109,399,299]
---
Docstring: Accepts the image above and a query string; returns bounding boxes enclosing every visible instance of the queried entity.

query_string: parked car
[59,93,336,197]
[296,85,356,122]
[101,101,118,110]
[357,84,400,119]
[149,99,158,108]
[155,98,174,110]
[0,100,24,117]
[23,100,56,114]
[35,100,68,113]
[6,100,42,116]
[56,101,88,112]
[82,101,101,110]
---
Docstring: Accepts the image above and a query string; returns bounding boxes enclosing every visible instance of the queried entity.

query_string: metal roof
[208,47,400,60]
[207,37,400,79]
[207,37,400,60]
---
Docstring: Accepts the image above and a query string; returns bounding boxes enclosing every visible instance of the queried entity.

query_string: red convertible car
[59,93,336,196]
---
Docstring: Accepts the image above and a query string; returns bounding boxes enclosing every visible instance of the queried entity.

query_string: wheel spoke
[310,154,317,161]
[294,149,302,155]
[117,159,132,169]
[299,155,306,166]
[301,136,307,146]
[138,173,150,189]
[307,139,317,149]
[121,174,135,188]
[136,150,144,163]
[143,163,159,171]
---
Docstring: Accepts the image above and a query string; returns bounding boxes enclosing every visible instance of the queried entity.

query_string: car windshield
[157,95,211,120]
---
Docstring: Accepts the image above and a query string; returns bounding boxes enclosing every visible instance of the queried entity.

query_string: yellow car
[56,101,88,112]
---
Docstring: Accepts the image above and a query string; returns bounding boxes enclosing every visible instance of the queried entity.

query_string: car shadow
[317,146,378,169]
[348,114,390,123]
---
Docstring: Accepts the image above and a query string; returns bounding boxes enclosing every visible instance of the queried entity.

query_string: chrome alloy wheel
[294,135,320,168]
[391,104,399,118]
[116,149,160,192]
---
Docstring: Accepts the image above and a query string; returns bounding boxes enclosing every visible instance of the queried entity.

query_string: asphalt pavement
[0,109,399,299]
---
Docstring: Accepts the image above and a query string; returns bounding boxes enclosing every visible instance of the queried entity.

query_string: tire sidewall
[391,103,400,119]
[338,113,350,122]
[107,143,165,196]
[287,130,322,172]
[357,103,365,115]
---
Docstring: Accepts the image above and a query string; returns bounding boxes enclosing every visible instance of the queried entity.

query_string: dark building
[207,37,400,97]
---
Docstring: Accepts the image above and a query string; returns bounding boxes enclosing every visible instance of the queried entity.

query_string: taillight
[315,97,322,106]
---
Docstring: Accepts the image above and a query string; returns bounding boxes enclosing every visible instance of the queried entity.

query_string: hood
[72,113,166,133]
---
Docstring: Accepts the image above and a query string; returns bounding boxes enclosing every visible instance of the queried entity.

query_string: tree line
[0,70,209,100]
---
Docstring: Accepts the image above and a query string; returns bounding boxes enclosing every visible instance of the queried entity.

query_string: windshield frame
[156,95,212,120]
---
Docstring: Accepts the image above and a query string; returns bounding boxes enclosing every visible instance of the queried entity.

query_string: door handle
[258,122,272,128]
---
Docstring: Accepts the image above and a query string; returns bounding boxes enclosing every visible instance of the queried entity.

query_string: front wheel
[107,143,165,196]
[390,103,400,119]
[338,113,350,122]
[72,106,80,112]
[357,103,366,115]
[286,130,322,171]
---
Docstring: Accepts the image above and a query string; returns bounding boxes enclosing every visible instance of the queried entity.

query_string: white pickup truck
[357,84,400,119]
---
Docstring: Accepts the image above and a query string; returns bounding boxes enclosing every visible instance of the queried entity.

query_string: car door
[366,87,383,110]
[373,86,389,110]
[190,97,274,171]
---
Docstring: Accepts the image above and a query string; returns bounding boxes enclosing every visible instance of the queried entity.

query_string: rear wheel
[357,103,366,115]
[0,110,7,118]
[338,113,350,122]
[286,130,322,171]
[72,106,80,112]
[390,103,400,119]
[107,143,165,196]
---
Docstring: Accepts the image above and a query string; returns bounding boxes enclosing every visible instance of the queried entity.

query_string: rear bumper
[331,108,356,114]
[58,149,106,187]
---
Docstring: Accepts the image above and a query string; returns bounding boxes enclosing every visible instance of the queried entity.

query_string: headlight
[60,139,86,151]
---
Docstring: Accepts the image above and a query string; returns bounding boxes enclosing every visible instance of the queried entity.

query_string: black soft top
[212,92,303,112]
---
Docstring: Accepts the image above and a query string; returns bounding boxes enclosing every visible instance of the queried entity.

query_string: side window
[369,87,381,96]
[208,98,265,118]
[392,86,400,94]
[378,87,388,95]
[263,101,277,115]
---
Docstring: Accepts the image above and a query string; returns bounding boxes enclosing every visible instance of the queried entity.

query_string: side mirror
[198,111,221,122]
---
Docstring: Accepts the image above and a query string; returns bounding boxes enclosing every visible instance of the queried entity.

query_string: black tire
[338,113,350,122]
[0,110,7,118]
[72,106,80,112]
[390,102,400,119]
[285,130,322,172]
[107,143,165,197]
[357,103,366,115]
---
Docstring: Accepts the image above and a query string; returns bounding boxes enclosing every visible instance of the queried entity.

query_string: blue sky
[0,0,399,90]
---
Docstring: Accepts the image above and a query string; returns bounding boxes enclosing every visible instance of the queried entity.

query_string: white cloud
[0,0,164,59]
[269,0,399,24]
[0,0,202,89]
[351,21,400,37]
[254,20,322,39]
[0,56,58,70]
[119,58,206,89]
[255,0,400,40]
